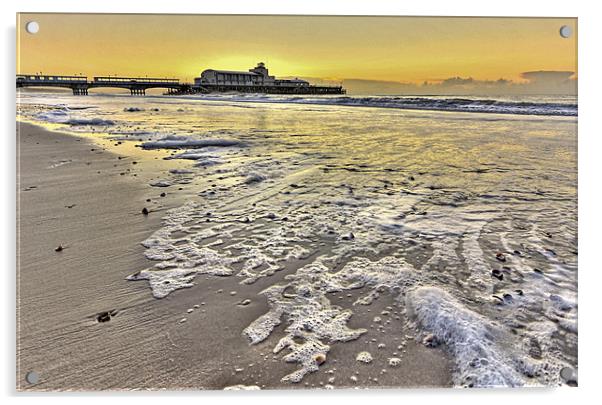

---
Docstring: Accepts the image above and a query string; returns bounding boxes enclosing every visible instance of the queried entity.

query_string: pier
[17,70,345,95]
[16,75,189,95]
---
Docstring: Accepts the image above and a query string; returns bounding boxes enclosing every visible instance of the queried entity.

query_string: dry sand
[17,122,453,391]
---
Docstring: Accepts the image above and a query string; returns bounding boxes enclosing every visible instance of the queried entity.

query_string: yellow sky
[17,14,576,84]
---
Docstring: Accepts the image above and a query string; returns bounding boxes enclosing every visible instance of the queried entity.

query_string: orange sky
[17,14,576,85]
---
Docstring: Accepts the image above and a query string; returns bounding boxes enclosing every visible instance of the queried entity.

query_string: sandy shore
[17,122,453,391]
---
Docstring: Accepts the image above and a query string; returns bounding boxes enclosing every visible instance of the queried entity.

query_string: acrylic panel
[16,13,578,391]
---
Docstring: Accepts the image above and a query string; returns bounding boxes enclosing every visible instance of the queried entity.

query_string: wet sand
[17,122,453,391]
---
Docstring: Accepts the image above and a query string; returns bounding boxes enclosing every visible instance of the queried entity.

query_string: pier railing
[92,77,180,85]
[17,74,184,95]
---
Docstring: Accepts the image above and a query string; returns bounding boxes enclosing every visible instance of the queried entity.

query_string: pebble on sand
[341,232,355,241]
[560,367,578,386]
[313,353,327,365]
[422,333,439,347]
[96,311,113,323]
[54,245,64,252]
[142,207,149,215]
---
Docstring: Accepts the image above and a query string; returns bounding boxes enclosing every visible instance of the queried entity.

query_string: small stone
[422,333,438,347]
[342,232,355,241]
[160,192,166,197]
[314,353,327,365]
[54,245,63,252]
[96,311,111,323]
[141,207,149,215]
[179,318,187,323]
[495,252,506,262]
[491,269,504,281]
[560,367,577,386]
[230,291,237,296]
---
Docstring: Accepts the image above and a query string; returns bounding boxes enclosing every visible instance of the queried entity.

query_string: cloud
[291,71,577,95]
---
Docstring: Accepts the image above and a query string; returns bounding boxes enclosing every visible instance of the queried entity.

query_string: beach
[16,92,578,390]
[16,121,453,390]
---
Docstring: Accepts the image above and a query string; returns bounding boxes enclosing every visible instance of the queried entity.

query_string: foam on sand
[406,286,568,387]
[35,109,115,126]
[243,255,423,382]
[126,201,310,298]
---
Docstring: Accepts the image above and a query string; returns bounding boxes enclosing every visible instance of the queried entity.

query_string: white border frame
[3,1,599,404]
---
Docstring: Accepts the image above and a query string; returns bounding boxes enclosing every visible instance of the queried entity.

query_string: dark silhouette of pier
[16,75,190,95]
[17,74,345,95]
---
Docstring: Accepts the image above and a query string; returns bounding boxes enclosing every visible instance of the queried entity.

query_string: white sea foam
[242,255,424,382]
[34,109,115,126]
[406,286,568,387]
[141,135,242,149]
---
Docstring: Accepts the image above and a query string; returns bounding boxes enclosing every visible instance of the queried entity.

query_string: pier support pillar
[72,87,88,95]
[130,88,146,96]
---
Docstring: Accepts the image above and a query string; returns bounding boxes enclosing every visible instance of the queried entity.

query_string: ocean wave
[192,94,577,117]
[35,109,114,126]
[140,135,243,149]
[65,118,115,126]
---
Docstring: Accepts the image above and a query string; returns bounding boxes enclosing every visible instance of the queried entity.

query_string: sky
[17,14,577,95]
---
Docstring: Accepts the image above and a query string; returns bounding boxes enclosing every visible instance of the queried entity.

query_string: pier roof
[203,69,259,75]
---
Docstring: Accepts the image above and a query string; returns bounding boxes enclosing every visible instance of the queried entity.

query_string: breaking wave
[191,94,577,117]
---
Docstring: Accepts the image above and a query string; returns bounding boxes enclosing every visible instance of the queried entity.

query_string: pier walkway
[16,75,189,95]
